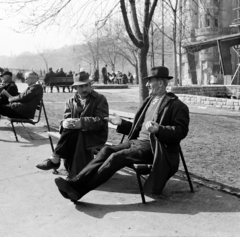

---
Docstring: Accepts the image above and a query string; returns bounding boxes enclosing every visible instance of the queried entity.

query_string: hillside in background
[0,40,174,77]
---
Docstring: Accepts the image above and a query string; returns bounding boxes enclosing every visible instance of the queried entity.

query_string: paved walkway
[0,83,239,236]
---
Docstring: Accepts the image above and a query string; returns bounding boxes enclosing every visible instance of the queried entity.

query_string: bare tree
[2,0,159,101]
[35,44,55,71]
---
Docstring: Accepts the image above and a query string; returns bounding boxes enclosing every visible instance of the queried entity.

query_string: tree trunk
[138,47,149,103]
[135,64,139,85]
[173,12,178,86]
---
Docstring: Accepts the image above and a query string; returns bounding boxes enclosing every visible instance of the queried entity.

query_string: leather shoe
[55,177,80,201]
[36,159,60,171]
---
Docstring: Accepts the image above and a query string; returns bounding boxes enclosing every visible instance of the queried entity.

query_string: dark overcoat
[62,90,109,177]
[117,92,189,194]
[10,84,43,119]
[0,81,18,105]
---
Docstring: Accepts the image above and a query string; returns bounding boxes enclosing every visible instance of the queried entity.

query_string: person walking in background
[101,65,108,84]
[93,67,99,83]
[128,72,134,84]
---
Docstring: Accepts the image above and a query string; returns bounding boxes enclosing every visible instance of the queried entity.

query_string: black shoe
[55,177,80,201]
[36,159,60,171]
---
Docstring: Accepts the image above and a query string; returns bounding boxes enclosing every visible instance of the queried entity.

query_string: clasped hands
[105,113,159,134]
[62,118,81,129]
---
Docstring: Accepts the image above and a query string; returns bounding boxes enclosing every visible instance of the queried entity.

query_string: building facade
[182,0,238,85]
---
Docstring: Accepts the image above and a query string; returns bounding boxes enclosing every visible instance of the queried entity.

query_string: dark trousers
[69,140,154,198]
[0,104,28,119]
[50,86,59,92]
[53,128,79,170]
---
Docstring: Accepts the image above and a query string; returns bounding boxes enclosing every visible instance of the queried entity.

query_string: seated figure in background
[36,71,109,178]
[0,71,19,106]
[43,67,58,93]
[0,71,43,119]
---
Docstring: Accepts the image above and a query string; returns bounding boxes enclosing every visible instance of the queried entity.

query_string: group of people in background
[43,67,75,93]
[101,64,134,85]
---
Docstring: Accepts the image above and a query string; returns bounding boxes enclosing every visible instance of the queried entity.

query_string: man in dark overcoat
[54,66,190,201]
[36,72,109,178]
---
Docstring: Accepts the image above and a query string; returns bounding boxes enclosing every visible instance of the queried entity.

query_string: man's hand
[62,118,81,129]
[104,113,122,125]
[145,121,159,134]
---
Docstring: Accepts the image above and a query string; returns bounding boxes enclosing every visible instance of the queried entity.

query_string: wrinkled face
[76,83,92,98]
[146,77,162,96]
[25,76,37,86]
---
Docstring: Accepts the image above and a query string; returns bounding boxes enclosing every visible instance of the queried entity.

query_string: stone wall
[168,85,240,98]
[178,94,240,111]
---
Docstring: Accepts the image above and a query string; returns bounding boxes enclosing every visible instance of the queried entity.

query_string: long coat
[117,92,189,194]
[62,90,109,177]
[10,84,43,119]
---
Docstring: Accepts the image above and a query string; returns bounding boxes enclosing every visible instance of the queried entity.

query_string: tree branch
[120,0,143,48]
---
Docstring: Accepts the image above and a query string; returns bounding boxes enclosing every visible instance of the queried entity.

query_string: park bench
[43,77,73,91]
[47,109,194,203]
[7,99,51,141]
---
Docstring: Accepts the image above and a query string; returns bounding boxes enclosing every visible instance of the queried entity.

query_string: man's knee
[98,146,114,158]
[106,152,126,167]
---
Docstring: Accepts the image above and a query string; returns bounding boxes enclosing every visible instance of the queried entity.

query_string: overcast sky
[0,0,117,56]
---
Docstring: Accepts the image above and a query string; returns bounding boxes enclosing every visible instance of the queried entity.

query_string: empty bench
[47,109,194,203]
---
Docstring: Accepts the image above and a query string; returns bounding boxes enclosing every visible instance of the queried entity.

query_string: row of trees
[1,0,216,101]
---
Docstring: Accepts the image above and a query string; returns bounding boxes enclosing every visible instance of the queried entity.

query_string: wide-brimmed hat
[71,71,92,87]
[144,66,173,80]
[1,71,12,77]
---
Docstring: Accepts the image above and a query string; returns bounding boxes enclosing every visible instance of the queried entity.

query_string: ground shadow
[72,170,240,218]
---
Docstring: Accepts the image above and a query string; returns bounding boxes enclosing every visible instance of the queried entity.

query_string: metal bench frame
[7,99,51,141]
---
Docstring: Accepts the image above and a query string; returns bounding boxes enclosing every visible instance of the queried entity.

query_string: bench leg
[179,148,194,193]
[48,136,59,174]
[49,136,55,152]
[10,122,18,141]
[135,172,146,204]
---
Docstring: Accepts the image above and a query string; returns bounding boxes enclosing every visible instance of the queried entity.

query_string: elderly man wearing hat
[36,71,109,178]
[0,71,43,120]
[0,71,19,106]
[53,66,190,202]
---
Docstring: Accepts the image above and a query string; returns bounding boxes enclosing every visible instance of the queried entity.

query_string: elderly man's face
[76,83,92,98]
[25,76,37,86]
[146,77,162,96]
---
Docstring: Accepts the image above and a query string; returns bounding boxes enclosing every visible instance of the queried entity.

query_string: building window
[214,17,218,27]
[205,14,211,27]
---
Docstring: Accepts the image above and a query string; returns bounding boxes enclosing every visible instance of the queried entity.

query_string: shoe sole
[55,178,80,201]
[36,161,60,171]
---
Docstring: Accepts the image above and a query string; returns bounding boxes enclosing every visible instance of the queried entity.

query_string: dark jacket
[62,90,109,177]
[0,81,18,105]
[10,84,43,119]
[43,71,56,85]
[117,92,189,194]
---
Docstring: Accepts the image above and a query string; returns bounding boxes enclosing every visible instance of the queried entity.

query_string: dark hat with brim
[144,66,173,80]
[1,71,12,77]
[71,71,92,87]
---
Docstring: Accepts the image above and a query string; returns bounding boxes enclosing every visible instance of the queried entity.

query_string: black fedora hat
[144,66,173,80]
[1,71,13,77]
[71,71,92,87]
